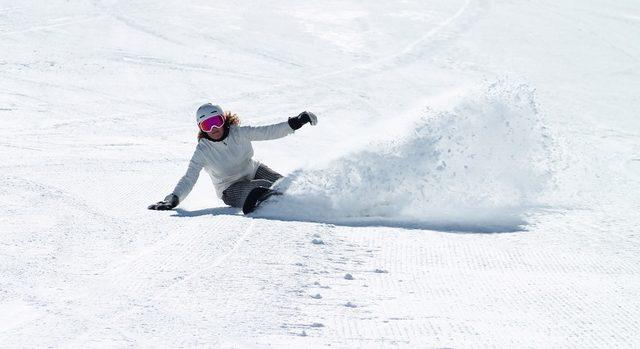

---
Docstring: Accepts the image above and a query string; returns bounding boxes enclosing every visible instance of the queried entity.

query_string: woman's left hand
[288,111,318,130]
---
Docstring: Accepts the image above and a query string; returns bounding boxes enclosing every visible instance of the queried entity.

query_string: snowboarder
[148,103,317,214]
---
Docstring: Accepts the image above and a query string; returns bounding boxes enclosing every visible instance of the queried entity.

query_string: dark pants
[221,164,283,208]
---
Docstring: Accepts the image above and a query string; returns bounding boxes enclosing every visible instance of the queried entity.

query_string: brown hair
[197,111,241,140]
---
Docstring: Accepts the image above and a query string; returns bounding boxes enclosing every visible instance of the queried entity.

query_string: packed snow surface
[1,0,640,347]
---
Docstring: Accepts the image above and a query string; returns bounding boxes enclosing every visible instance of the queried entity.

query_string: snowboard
[242,186,282,214]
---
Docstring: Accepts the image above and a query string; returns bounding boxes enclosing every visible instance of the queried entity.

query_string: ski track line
[224,0,474,104]
[0,176,134,340]
[0,15,107,37]
[2,74,165,112]
[110,216,246,299]
[67,218,257,347]
[153,219,257,304]
[142,218,258,344]
[118,53,283,83]
[1,176,121,230]
[89,0,185,47]
[0,142,43,152]
[286,0,476,123]
[57,237,189,345]
[96,212,243,302]
[103,228,200,297]
[312,0,473,80]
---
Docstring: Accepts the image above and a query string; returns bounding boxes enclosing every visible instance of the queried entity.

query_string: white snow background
[1,0,639,347]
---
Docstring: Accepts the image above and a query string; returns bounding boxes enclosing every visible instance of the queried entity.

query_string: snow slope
[1,0,639,347]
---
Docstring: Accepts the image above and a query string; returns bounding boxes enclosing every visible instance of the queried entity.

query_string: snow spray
[257,81,552,231]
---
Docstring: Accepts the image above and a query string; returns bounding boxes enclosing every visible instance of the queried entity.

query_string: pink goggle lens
[199,114,225,132]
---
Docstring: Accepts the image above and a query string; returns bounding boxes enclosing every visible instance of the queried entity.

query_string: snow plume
[256,81,552,231]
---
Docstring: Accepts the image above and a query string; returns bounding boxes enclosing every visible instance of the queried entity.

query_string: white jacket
[171,121,294,201]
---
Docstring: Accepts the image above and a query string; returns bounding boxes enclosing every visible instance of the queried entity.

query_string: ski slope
[1,0,639,347]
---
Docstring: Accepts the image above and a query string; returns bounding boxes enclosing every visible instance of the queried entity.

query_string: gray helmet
[195,103,224,124]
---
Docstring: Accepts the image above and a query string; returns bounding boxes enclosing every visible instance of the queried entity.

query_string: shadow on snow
[171,206,526,233]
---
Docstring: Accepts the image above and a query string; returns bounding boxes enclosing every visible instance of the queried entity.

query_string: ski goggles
[199,114,225,132]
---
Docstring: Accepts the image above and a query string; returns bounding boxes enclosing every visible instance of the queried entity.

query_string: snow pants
[221,164,283,208]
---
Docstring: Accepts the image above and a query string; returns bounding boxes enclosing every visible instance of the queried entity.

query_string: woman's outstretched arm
[148,148,203,210]
[240,111,318,141]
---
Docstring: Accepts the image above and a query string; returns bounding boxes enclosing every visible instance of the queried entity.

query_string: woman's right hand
[148,194,179,210]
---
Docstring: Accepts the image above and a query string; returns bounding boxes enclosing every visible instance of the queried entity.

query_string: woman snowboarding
[148,103,317,214]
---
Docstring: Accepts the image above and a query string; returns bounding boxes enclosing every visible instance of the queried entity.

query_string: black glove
[288,111,318,130]
[148,194,179,210]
